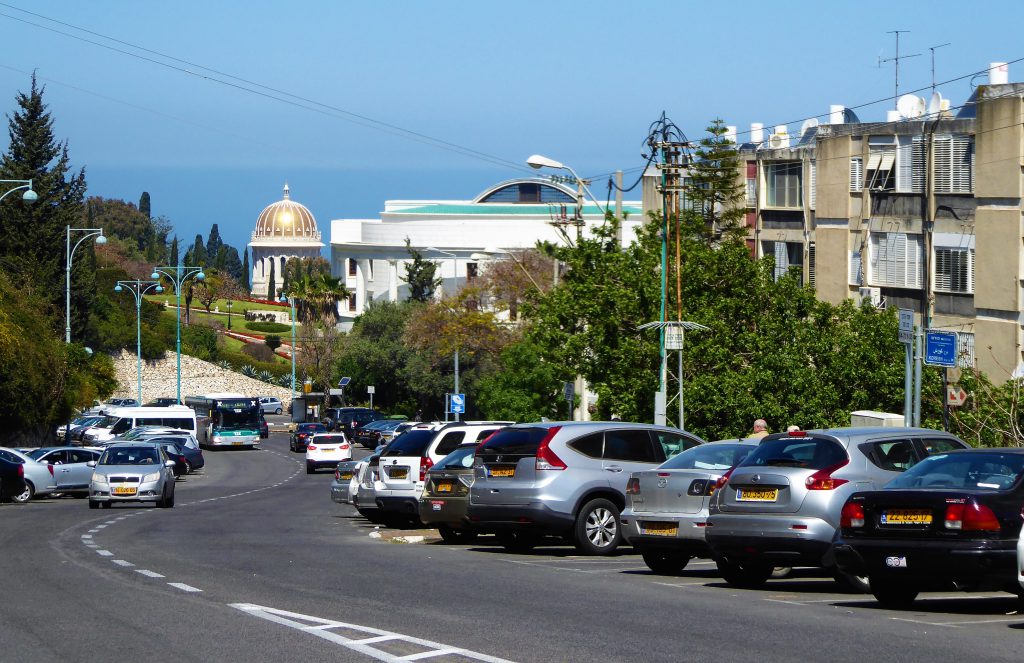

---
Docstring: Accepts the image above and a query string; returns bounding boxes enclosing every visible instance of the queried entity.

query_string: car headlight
[212,436,222,442]
[142,472,161,483]
[92,474,109,486]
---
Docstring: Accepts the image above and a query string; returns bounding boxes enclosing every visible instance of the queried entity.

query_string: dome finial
[283,182,290,200]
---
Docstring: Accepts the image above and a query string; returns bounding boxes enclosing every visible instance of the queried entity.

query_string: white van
[83,406,197,445]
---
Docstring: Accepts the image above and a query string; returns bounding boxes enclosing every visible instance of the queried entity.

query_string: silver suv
[467,422,704,555]
[706,427,969,590]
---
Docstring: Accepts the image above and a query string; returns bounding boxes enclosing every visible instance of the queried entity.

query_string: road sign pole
[913,324,923,427]
[942,367,949,431]
[904,343,912,426]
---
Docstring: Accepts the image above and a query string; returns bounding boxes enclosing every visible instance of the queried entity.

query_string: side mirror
[86,460,96,468]
[165,460,176,468]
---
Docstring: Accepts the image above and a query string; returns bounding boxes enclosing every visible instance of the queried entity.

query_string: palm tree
[289,272,347,326]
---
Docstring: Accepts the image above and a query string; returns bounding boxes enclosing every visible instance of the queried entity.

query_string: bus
[184,393,261,449]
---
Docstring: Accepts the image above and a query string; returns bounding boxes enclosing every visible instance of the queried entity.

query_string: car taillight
[18,464,24,478]
[307,444,317,451]
[715,468,734,491]
[535,426,565,470]
[341,444,349,449]
[945,502,1000,531]
[626,477,641,494]
[334,468,341,480]
[805,459,850,490]
[419,456,434,482]
[840,501,865,528]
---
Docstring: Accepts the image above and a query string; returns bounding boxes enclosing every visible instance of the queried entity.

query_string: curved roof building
[248,183,325,298]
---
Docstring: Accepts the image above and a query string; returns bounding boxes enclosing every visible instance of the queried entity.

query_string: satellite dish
[896,94,926,119]
[800,118,820,136]
[769,134,785,149]
[928,91,944,116]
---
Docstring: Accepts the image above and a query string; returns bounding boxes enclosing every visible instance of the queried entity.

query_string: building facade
[248,183,325,299]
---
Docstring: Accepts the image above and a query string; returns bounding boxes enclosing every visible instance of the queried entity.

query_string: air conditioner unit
[858,286,883,308]
[768,133,790,149]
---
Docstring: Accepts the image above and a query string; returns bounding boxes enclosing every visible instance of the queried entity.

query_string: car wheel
[716,559,773,588]
[573,498,622,555]
[183,460,192,475]
[641,550,690,575]
[166,492,175,508]
[306,463,315,474]
[88,499,99,509]
[12,481,34,503]
[275,408,282,415]
[438,526,479,544]
[870,577,919,608]
[497,530,539,553]
[101,501,112,509]
[834,569,871,594]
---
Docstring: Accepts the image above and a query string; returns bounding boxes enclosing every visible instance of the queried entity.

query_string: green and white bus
[185,393,261,449]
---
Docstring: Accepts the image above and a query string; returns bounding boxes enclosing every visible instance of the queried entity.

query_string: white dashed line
[136,569,165,578]
[112,560,134,567]
[167,582,203,593]
[96,550,113,557]
[81,534,93,539]
[84,544,99,549]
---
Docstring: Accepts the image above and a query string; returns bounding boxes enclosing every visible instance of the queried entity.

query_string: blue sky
[1,0,1022,254]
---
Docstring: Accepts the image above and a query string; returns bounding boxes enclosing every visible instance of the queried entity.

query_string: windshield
[433,445,477,470]
[95,415,118,430]
[299,423,327,433]
[100,447,160,465]
[739,437,848,470]
[214,401,260,430]
[885,452,1024,491]
[26,449,49,460]
[660,443,755,471]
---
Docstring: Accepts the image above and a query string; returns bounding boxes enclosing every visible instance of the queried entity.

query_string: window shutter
[970,248,976,292]
[897,137,913,192]
[849,250,863,285]
[950,135,973,193]
[912,137,926,193]
[933,135,952,193]
[809,161,816,209]
[808,242,816,288]
[850,157,863,192]
[934,248,951,291]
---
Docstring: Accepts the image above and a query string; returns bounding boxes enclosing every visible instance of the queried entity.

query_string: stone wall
[111,351,292,406]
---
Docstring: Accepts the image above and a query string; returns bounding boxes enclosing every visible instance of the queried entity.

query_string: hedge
[245,321,291,333]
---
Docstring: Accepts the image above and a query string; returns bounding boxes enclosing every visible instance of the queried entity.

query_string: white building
[248,183,325,299]
[329,177,644,327]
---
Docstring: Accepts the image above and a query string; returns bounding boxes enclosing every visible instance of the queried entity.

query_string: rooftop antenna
[929,42,951,94]
[880,31,921,108]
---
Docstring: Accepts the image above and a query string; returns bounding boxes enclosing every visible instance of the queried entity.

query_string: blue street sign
[925,331,957,368]
[450,393,466,414]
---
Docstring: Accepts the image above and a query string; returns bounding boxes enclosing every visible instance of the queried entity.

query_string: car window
[381,430,436,456]
[568,433,603,458]
[0,449,22,463]
[435,431,466,456]
[921,437,965,456]
[653,431,702,458]
[68,449,97,464]
[603,430,657,463]
[433,445,478,470]
[661,444,754,470]
[740,437,848,470]
[886,452,1024,491]
[476,427,551,458]
[861,439,917,472]
[316,435,347,445]
[42,450,69,465]
[111,418,131,434]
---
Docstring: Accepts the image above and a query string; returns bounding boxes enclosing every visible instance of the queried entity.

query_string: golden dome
[252,183,320,240]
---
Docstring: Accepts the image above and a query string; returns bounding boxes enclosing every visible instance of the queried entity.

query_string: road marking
[112,560,134,567]
[136,569,165,578]
[231,603,515,663]
[891,617,962,628]
[167,582,202,593]
[81,534,92,539]
[96,550,113,557]
[84,543,99,549]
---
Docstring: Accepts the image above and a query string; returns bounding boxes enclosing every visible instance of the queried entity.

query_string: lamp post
[426,247,460,422]
[526,154,607,240]
[279,293,297,400]
[114,280,163,403]
[151,265,205,404]
[226,299,233,330]
[65,223,107,344]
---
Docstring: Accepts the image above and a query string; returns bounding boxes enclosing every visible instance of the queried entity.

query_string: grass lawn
[220,335,247,353]
[144,295,288,314]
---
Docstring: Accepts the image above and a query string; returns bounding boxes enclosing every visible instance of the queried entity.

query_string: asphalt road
[2,430,1023,662]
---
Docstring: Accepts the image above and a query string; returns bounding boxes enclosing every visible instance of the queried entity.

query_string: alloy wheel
[585,507,617,548]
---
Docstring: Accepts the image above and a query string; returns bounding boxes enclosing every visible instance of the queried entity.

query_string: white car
[1018,532,1024,594]
[306,433,352,474]
[0,447,58,502]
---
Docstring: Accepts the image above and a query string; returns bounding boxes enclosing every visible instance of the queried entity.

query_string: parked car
[323,407,383,437]
[468,422,705,554]
[353,419,400,448]
[306,433,352,473]
[155,442,189,478]
[353,455,386,524]
[0,447,58,502]
[259,397,283,415]
[1019,520,1024,595]
[621,439,759,574]
[418,443,481,543]
[832,447,1024,607]
[26,447,102,496]
[144,397,181,407]
[331,460,362,504]
[87,442,177,509]
[706,427,971,591]
[290,422,327,452]
[377,422,511,523]
[0,456,26,502]
[384,421,415,444]
[259,413,269,439]
[56,416,104,443]
[142,435,205,473]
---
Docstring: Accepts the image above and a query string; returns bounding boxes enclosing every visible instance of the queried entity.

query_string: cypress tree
[267,259,276,300]
[169,235,179,266]
[242,248,250,291]
[139,191,151,218]
[205,223,223,260]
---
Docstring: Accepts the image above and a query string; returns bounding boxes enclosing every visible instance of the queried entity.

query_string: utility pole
[881,30,920,107]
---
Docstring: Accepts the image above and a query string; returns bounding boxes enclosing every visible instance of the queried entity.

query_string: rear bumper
[308,457,351,469]
[706,514,836,566]
[419,496,470,527]
[466,501,575,534]
[330,481,352,504]
[621,509,712,556]
[833,537,1018,588]
[377,495,421,515]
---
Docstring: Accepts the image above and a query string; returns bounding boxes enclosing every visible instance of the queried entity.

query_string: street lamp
[526,154,607,222]
[151,265,205,404]
[66,225,107,343]
[279,293,297,401]
[0,178,37,204]
[114,280,163,403]
[226,299,233,331]
[425,247,461,422]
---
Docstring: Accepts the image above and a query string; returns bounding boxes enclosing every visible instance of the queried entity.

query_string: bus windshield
[214,399,260,430]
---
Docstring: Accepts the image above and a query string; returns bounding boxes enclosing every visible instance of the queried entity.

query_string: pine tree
[0,74,89,338]
[205,223,223,260]
[403,237,440,302]
[169,235,179,266]
[685,118,746,241]
[139,191,151,218]
[242,248,250,291]
[267,259,277,300]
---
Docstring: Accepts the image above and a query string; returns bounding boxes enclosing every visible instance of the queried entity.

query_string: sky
[1,0,1022,254]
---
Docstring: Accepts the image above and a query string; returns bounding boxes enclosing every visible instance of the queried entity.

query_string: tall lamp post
[426,247,461,422]
[151,265,205,404]
[526,154,607,239]
[65,223,107,344]
[278,293,297,400]
[114,280,163,403]
[226,299,233,330]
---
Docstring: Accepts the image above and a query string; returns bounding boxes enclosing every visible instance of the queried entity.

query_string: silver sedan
[330,460,363,504]
[88,443,176,509]
[0,447,58,503]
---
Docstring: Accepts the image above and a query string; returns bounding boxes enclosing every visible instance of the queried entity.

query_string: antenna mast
[929,42,952,93]
[880,30,921,107]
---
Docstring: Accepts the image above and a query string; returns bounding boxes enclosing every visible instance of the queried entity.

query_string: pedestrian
[786,424,801,433]
[749,419,769,439]
[413,409,422,422]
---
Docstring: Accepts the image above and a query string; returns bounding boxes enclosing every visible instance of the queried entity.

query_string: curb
[368,527,442,544]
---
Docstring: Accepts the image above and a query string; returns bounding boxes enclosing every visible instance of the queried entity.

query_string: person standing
[750,419,769,439]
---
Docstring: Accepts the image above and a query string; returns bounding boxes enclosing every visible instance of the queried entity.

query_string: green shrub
[218,350,290,379]
[264,334,282,351]
[246,321,290,333]
[242,343,275,362]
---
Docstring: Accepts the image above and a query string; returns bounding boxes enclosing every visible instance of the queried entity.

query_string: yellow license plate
[882,509,933,525]
[112,487,136,495]
[737,488,778,502]
[641,522,678,537]
[340,472,353,480]
[489,466,515,478]
[436,481,453,493]
[233,440,243,446]
[389,468,408,480]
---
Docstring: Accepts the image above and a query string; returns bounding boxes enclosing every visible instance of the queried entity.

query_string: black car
[323,407,383,438]
[259,413,269,439]
[290,422,327,452]
[833,448,1024,608]
[147,436,205,474]
[145,397,182,406]
[0,456,26,501]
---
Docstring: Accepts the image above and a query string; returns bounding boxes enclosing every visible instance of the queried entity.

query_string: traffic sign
[563,381,575,402]
[366,386,375,394]
[450,393,466,414]
[898,309,914,345]
[946,385,968,407]
[924,331,957,367]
